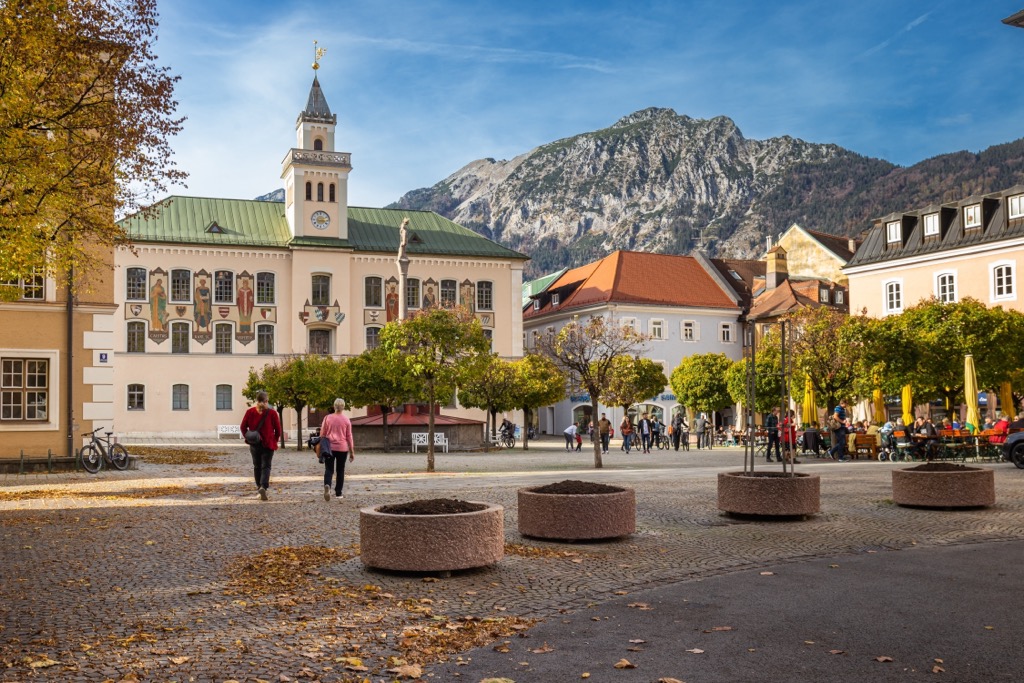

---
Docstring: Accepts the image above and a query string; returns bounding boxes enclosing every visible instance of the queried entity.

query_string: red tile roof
[525,251,739,319]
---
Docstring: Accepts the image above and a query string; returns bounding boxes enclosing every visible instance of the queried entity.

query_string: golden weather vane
[312,40,327,71]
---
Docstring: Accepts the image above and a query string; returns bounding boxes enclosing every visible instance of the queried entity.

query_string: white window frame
[127,383,145,411]
[125,267,148,301]
[620,317,637,332]
[835,289,845,305]
[312,273,332,307]
[934,271,957,303]
[171,383,189,411]
[213,269,235,305]
[170,321,191,354]
[681,320,699,342]
[364,276,382,308]
[170,268,192,303]
[256,271,276,305]
[406,277,421,310]
[990,261,1016,302]
[214,322,233,355]
[0,349,58,430]
[476,281,494,311]
[365,326,382,350]
[819,288,829,303]
[964,204,982,229]
[885,220,902,244]
[1010,194,1024,220]
[719,322,734,344]
[126,320,146,354]
[551,293,560,307]
[649,319,664,340]
[923,212,940,237]
[215,384,232,411]
[256,324,275,355]
[883,279,903,315]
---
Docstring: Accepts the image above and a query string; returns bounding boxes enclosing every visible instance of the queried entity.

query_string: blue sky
[157,0,1024,208]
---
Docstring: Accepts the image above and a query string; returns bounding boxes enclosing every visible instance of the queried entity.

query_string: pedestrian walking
[672,412,689,451]
[319,398,355,499]
[827,404,849,461]
[620,415,634,453]
[598,413,612,454]
[564,422,577,451]
[638,413,653,453]
[694,413,707,450]
[765,407,781,462]
[240,390,282,501]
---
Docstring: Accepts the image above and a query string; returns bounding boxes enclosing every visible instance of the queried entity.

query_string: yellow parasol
[964,355,980,432]
[873,388,886,424]
[901,384,914,426]
[802,376,817,425]
[1000,381,1015,419]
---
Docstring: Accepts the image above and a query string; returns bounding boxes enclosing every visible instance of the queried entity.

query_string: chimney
[847,238,857,254]
[765,245,788,290]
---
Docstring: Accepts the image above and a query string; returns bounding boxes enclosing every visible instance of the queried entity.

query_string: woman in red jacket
[782,409,801,464]
[240,391,281,501]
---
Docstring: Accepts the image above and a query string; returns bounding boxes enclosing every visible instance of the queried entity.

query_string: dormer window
[819,288,829,303]
[551,293,560,307]
[533,299,540,310]
[885,220,902,243]
[835,290,844,304]
[923,213,939,237]
[964,204,982,229]
[1009,194,1024,220]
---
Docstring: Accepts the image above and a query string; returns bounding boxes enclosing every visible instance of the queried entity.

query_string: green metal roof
[119,196,528,260]
[521,268,567,306]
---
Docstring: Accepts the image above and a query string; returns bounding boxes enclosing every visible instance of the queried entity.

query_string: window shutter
[694,322,701,341]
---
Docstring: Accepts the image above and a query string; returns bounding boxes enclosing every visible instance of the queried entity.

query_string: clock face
[311,211,331,230]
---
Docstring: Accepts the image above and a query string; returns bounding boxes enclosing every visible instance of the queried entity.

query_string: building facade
[845,186,1024,317]
[113,75,526,439]
[1,254,117,459]
[522,250,743,435]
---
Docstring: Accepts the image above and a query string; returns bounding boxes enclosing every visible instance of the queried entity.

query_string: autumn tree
[338,346,419,452]
[726,339,785,415]
[788,307,865,412]
[670,353,734,417]
[537,316,647,468]
[510,353,566,450]
[601,356,668,416]
[0,0,185,289]
[381,307,490,472]
[457,354,519,451]
[243,355,341,450]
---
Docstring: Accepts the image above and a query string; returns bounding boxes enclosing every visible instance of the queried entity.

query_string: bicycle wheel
[502,435,515,449]
[110,443,130,470]
[80,445,102,473]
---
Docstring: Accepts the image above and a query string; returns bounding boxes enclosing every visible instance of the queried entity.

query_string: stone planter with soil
[359,498,504,572]
[717,471,820,518]
[891,462,996,508]
[518,480,635,541]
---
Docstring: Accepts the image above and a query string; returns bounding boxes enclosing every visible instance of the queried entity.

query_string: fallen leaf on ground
[760,571,774,576]
[875,656,894,662]
[613,658,636,669]
[628,639,646,644]
[627,602,652,610]
[168,655,191,664]
[581,674,590,679]
[707,626,733,632]
[685,648,704,654]
[932,665,945,673]
[829,650,845,655]
[28,658,60,669]
[829,564,840,568]
[480,679,516,683]
[804,641,815,645]
[658,679,685,683]
[387,664,422,678]
[529,643,554,654]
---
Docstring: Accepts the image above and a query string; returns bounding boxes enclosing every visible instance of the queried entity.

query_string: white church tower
[281,50,352,240]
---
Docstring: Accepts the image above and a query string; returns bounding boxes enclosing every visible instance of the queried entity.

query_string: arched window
[126,321,146,353]
[305,182,312,201]
[364,276,383,307]
[365,327,381,350]
[317,182,324,202]
[313,138,323,151]
[329,183,336,203]
[127,384,145,411]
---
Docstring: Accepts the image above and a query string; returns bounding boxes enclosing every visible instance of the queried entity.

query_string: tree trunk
[522,407,531,450]
[427,380,436,472]
[381,405,391,453]
[294,403,306,451]
[591,396,603,468]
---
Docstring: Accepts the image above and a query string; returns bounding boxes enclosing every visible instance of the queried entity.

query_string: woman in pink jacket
[319,398,355,500]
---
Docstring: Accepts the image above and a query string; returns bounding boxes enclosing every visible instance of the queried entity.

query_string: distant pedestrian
[240,390,282,501]
[598,413,612,454]
[575,430,583,451]
[620,414,634,453]
[564,422,578,451]
[319,398,355,499]
[694,413,707,450]
[672,412,688,451]
[638,413,653,453]
[765,407,781,462]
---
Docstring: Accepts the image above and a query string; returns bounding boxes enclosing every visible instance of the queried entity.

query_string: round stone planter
[518,486,635,540]
[892,466,995,508]
[717,471,820,517]
[359,502,504,572]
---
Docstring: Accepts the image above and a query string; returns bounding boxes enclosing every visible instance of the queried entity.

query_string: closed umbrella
[802,376,816,425]
[901,384,914,426]
[1000,381,1015,419]
[964,356,980,432]
[873,388,886,424]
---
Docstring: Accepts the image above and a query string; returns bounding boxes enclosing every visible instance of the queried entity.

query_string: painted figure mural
[385,280,399,322]
[237,275,254,334]
[422,282,437,308]
[193,276,212,331]
[460,279,475,314]
[150,277,168,332]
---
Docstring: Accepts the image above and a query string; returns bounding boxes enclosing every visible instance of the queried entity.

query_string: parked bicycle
[79,427,129,473]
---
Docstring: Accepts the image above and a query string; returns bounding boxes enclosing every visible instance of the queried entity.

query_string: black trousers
[250,445,274,489]
[323,452,348,494]
[766,432,781,459]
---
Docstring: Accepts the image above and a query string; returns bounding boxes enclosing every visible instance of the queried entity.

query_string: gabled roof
[118,196,528,260]
[748,278,848,320]
[794,225,857,261]
[525,250,739,319]
[709,258,765,310]
[522,268,567,307]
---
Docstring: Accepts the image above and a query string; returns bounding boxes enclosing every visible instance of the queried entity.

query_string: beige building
[1,253,117,460]
[845,186,1024,317]
[114,74,526,439]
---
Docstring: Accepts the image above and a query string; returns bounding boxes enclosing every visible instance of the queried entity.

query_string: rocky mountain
[255,188,285,203]
[388,107,1024,278]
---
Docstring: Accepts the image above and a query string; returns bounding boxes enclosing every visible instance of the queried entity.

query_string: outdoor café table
[911,433,942,460]
[937,429,972,461]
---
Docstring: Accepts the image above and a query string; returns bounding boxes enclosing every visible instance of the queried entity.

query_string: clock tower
[281,69,352,240]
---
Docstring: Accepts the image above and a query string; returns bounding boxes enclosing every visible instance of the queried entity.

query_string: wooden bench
[411,432,449,453]
[853,433,878,460]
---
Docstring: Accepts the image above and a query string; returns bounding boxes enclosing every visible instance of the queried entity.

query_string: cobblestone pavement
[2,441,1023,681]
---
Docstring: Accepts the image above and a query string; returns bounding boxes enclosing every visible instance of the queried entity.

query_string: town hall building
[114,71,527,439]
